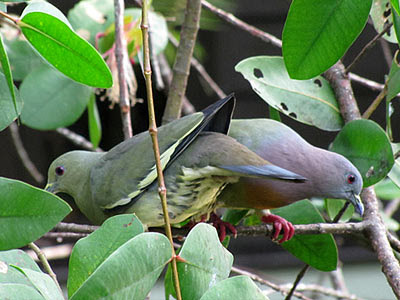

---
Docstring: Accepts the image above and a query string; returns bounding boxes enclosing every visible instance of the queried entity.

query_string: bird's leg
[209,213,237,242]
[261,212,294,243]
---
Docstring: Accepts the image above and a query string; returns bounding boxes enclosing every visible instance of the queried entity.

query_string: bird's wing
[90,94,235,210]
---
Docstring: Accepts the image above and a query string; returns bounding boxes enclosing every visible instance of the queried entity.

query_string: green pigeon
[46,95,305,228]
[216,118,363,242]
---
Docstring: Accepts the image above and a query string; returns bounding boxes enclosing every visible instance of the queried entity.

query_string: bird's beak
[45,182,57,193]
[349,193,364,216]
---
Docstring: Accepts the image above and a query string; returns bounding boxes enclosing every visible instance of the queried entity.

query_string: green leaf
[272,200,338,272]
[0,33,18,117]
[392,0,400,14]
[375,178,400,199]
[268,106,281,122]
[19,1,112,88]
[387,51,400,101]
[68,0,114,45]
[12,266,63,300]
[392,3,400,44]
[389,143,400,188]
[87,93,101,148]
[0,23,44,81]
[331,119,394,187]
[283,0,372,79]
[325,199,355,222]
[0,250,41,287]
[169,223,233,300]
[371,0,397,43]
[199,276,268,300]
[0,72,22,131]
[68,214,144,297]
[20,64,92,130]
[0,177,71,250]
[235,56,343,131]
[70,232,171,300]
[222,209,249,226]
[0,284,44,300]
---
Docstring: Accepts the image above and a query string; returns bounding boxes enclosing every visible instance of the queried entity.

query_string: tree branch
[325,61,400,297]
[9,122,44,184]
[201,0,282,47]
[162,0,202,124]
[56,128,103,152]
[28,242,62,294]
[114,0,133,139]
[168,33,226,99]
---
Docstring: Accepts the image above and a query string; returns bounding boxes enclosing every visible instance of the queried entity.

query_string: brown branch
[362,85,387,119]
[54,222,99,233]
[384,198,400,217]
[324,63,361,120]
[141,2,182,298]
[231,266,312,300]
[168,34,226,99]
[348,72,384,91]
[201,0,282,47]
[28,242,62,294]
[290,283,364,300]
[114,0,133,139]
[345,22,393,74]
[56,128,103,152]
[330,264,350,300]
[325,61,400,297]
[162,0,202,124]
[9,122,44,184]
[158,54,196,116]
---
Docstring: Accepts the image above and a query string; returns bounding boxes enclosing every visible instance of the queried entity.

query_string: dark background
[0,0,396,273]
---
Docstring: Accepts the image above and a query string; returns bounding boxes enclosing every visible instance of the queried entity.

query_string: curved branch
[325,61,400,297]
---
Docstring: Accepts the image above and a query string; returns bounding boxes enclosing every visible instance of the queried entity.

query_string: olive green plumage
[217,119,363,215]
[46,96,305,226]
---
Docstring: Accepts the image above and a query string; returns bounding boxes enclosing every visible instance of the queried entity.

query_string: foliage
[0,0,399,299]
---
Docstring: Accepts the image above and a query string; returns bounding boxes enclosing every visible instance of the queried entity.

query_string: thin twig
[55,222,98,233]
[168,33,226,99]
[114,0,133,139]
[56,128,103,152]
[230,266,312,300]
[387,231,400,253]
[329,264,350,300]
[9,122,44,184]
[345,22,393,74]
[28,242,63,294]
[348,72,385,91]
[285,264,309,300]
[141,1,182,299]
[289,283,364,300]
[384,198,400,217]
[162,0,202,124]
[201,0,282,47]
[362,85,387,119]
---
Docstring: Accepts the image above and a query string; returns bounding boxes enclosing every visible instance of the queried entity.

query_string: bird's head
[318,152,364,216]
[45,151,103,200]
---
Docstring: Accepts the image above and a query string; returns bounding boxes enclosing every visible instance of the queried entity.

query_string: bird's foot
[261,213,294,243]
[209,213,237,242]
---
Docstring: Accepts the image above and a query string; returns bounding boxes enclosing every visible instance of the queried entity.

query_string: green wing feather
[90,112,205,209]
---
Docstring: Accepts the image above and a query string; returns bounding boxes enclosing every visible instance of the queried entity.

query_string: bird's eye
[347,174,356,184]
[55,166,65,176]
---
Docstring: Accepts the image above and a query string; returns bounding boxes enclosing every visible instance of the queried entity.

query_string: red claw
[209,213,237,242]
[261,213,295,243]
